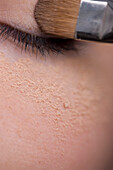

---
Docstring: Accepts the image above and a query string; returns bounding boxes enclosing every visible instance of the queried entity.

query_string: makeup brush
[34,0,113,43]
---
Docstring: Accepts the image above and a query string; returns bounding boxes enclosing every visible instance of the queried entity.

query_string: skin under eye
[0,22,78,56]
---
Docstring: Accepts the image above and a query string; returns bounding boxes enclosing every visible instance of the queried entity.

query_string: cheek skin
[0,42,113,170]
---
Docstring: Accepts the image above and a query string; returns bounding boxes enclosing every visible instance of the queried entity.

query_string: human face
[0,1,113,170]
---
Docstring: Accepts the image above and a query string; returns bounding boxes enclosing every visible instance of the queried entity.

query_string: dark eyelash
[0,23,77,56]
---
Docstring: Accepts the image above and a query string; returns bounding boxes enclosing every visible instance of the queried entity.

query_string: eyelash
[0,23,77,56]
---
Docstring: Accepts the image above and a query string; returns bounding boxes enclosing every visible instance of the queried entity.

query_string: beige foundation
[0,39,112,169]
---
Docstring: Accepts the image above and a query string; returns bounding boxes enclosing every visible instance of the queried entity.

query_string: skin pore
[0,0,113,170]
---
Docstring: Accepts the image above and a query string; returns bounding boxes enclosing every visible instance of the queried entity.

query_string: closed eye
[0,22,77,56]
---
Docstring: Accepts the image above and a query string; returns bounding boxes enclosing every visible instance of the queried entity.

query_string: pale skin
[0,0,113,170]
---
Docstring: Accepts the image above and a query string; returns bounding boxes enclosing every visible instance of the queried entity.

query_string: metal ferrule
[75,0,113,42]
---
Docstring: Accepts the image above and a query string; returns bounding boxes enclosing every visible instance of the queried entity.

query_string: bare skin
[0,0,113,170]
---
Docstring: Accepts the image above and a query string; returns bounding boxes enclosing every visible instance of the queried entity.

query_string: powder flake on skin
[63,99,71,109]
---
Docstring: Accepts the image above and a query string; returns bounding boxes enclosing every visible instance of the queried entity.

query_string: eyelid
[0,22,77,56]
[0,0,39,35]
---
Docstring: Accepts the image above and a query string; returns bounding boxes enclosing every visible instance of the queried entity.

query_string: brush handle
[93,0,113,9]
[76,0,113,42]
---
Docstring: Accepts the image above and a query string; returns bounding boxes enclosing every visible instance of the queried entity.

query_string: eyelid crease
[0,22,77,56]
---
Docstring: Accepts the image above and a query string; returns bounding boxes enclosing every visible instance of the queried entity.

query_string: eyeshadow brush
[34,0,113,43]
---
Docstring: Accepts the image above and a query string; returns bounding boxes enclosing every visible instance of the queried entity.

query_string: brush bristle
[34,0,80,39]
